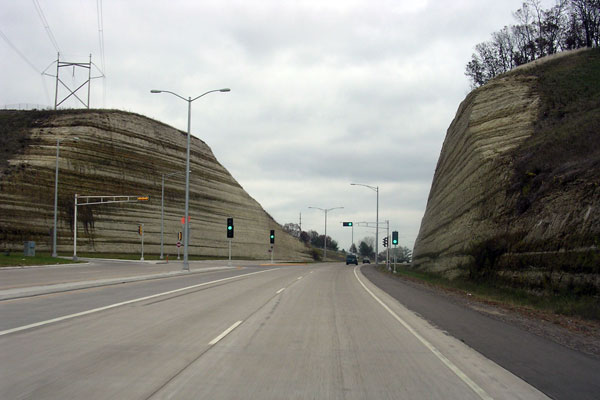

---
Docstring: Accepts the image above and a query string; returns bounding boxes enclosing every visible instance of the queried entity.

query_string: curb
[0,266,236,301]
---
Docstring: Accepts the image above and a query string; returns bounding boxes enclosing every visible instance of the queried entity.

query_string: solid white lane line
[209,320,243,345]
[276,288,285,294]
[353,266,493,400]
[297,276,302,280]
[0,269,277,337]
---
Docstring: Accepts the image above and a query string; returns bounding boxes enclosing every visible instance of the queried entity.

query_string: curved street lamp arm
[191,88,230,102]
[150,89,187,102]
[350,183,377,192]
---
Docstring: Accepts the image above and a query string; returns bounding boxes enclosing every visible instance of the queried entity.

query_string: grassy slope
[511,48,600,215]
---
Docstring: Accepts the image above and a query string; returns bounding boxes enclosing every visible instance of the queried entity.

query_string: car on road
[346,254,358,265]
[362,258,370,264]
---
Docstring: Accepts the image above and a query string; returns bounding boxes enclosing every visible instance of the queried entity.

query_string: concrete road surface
[1,262,547,399]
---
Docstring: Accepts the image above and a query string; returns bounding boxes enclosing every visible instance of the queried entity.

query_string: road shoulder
[361,264,600,400]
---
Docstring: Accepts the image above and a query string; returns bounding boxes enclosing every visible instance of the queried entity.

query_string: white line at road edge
[209,320,243,345]
[353,266,493,400]
[0,269,277,337]
[276,288,285,294]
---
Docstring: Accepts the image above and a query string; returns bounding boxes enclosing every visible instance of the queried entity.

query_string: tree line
[282,223,339,251]
[283,222,412,262]
[465,0,600,87]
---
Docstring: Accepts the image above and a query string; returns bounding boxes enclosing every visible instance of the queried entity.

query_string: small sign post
[176,240,181,260]
[139,223,144,261]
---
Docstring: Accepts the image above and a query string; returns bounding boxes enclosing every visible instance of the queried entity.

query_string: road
[1,260,547,399]
[362,265,600,400]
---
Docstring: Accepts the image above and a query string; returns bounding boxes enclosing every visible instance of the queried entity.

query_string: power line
[32,0,61,53]
[0,29,41,73]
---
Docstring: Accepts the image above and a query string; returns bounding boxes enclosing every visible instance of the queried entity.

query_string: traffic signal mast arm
[76,195,150,206]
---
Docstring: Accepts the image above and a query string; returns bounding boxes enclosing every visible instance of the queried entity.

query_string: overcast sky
[0,0,551,252]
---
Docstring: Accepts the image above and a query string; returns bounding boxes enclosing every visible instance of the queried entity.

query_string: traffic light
[383,236,388,247]
[270,230,275,244]
[178,231,182,241]
[392,231,398,245]
[342,222,353,227]
[227,218,234,238]
[138,225,143,235]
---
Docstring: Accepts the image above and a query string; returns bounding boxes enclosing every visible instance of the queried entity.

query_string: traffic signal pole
[228,239,232,267]
[227,218,234,267]
[386,220,390,270]
[270,230,275,264]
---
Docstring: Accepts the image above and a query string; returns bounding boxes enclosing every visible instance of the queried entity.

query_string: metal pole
[54,53,59,109]
[52,139,60,257]
[375,186,379,265]
[228,239,232,267]
[73,193,78,261]
[160,174,165,259]
[150,88,230,271]
[386,220,390,270]
[87,54,91,108]
[183,98,191,271]
[324,209,328,261]
[140,223,144,261]
[352,224,354,252]
[271,244,274,264]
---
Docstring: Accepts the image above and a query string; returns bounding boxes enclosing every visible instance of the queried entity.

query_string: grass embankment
[387,264,600,321]
[0,252,82,267]
[512,48,600,215]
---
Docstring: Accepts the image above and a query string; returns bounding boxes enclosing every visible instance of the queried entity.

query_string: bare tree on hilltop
[466,0,600,88]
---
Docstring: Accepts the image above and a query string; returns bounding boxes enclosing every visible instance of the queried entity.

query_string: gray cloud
[1,0,542,250]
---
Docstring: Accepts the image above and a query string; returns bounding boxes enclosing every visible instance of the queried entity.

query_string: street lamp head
[219,88,231,92]
[150,90,162,93]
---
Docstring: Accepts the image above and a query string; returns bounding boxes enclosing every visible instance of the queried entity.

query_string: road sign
[176,241,181,248]
[181,216,191,224]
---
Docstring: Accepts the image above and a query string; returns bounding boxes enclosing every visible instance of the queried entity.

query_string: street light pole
[308,206,343,261]
[151,88,230,271]
[351,183,379,264]
[52,136,79,258]
[160,170,187,259]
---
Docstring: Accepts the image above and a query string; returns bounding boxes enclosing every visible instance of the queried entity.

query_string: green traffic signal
[227,218,234,238]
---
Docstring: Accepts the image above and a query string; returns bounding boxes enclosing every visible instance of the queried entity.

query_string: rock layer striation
[413,49,599,293]
[0,109,309,260]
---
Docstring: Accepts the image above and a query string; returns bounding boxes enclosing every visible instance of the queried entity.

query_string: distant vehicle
[345,254,358,265]
[362,258,370,264]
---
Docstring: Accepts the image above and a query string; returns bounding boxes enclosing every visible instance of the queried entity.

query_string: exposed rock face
[413,49,599,293]
[0,109,310,260]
